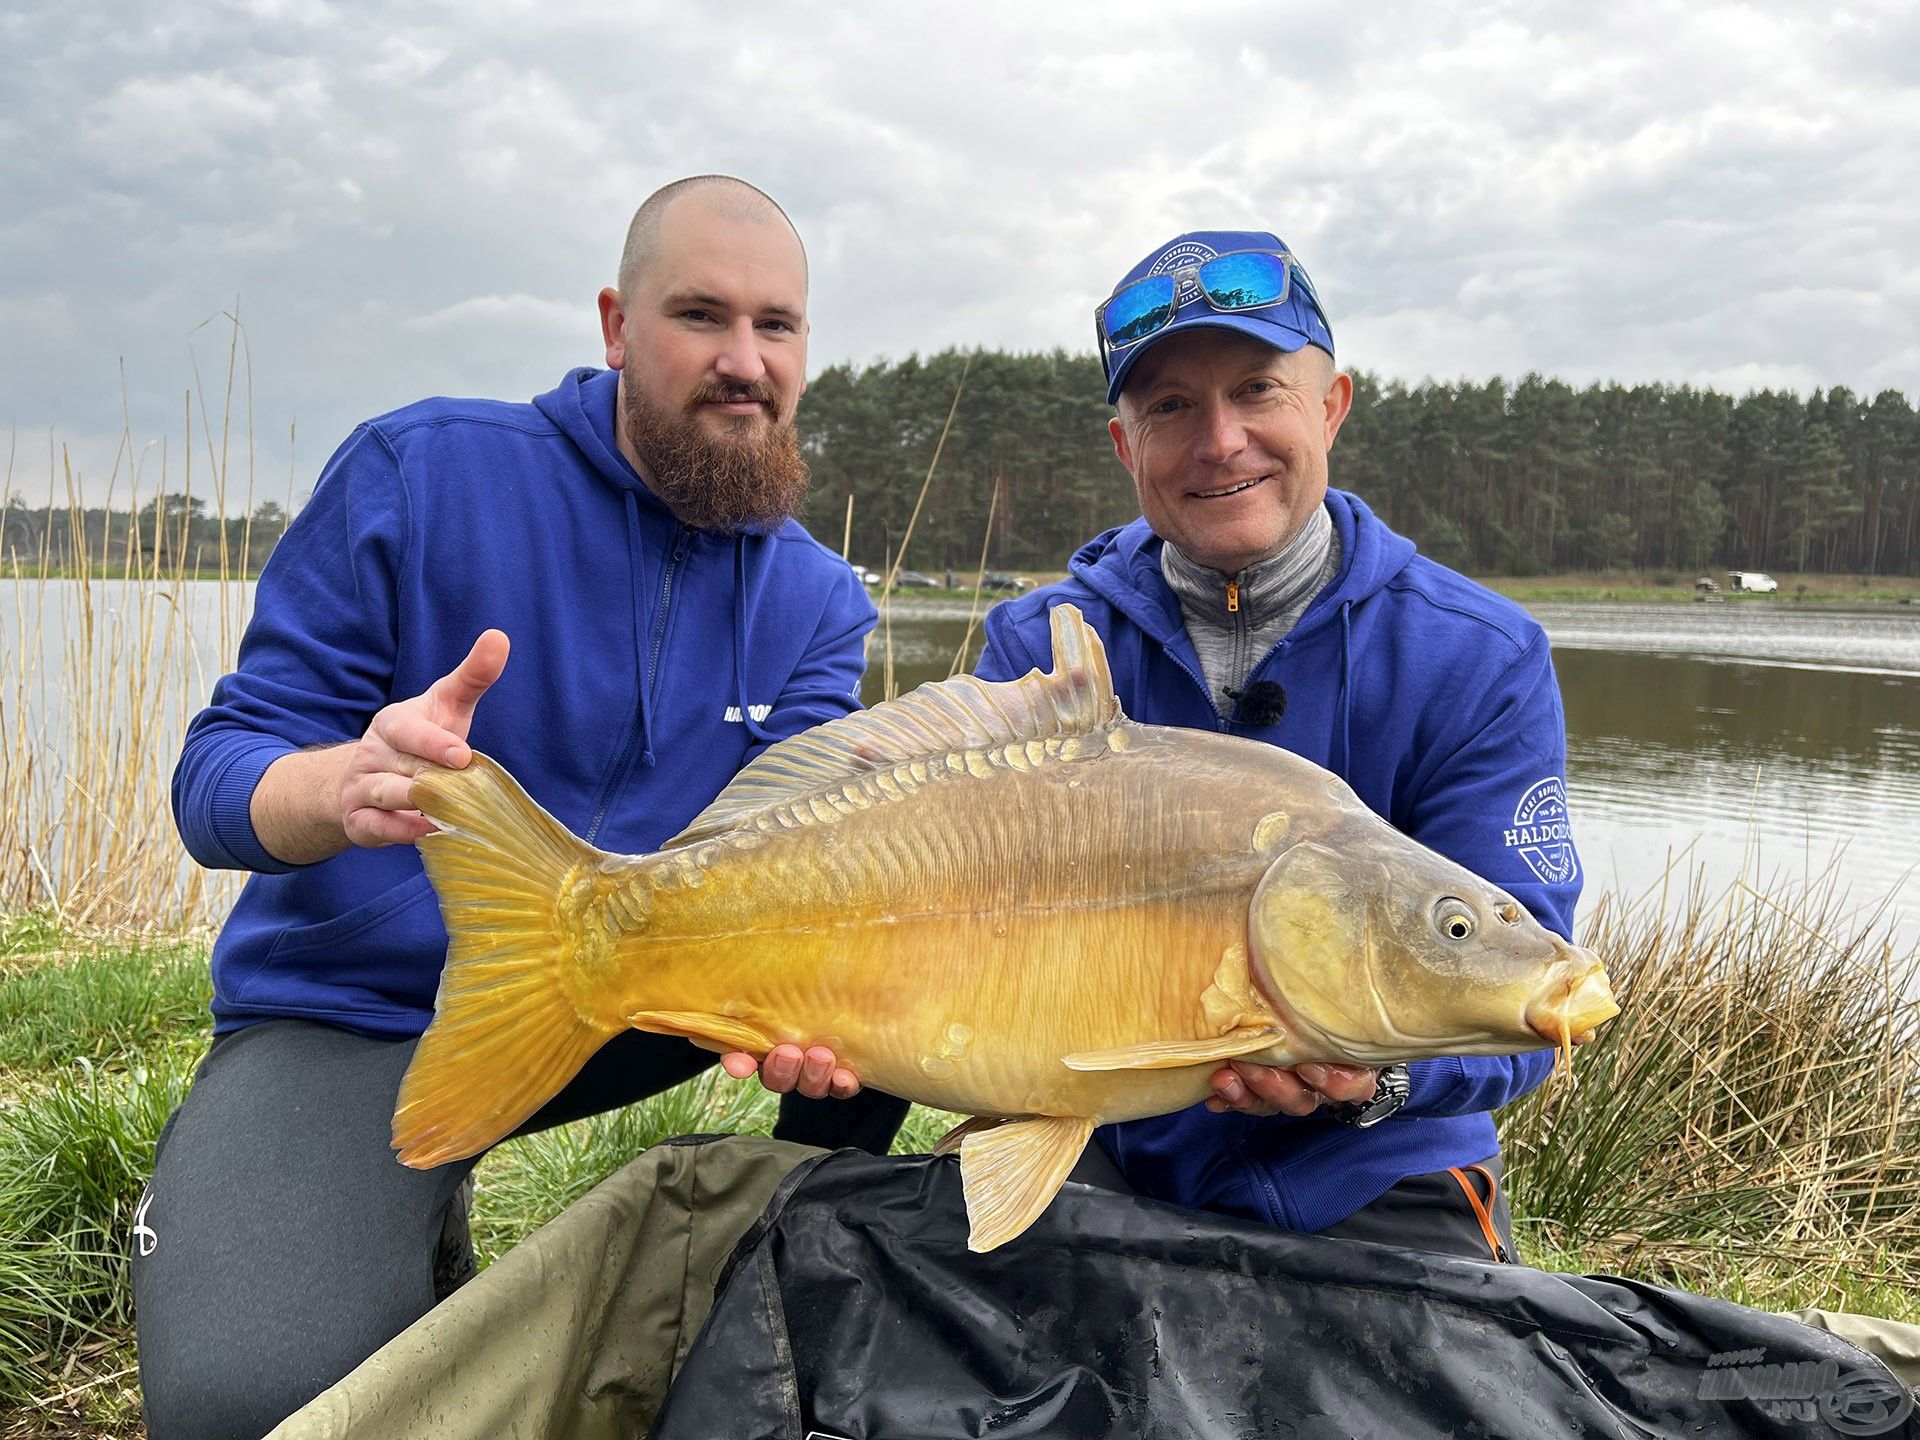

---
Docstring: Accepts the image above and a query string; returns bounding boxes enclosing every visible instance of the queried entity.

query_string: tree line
[7,353,1916,579]
[800,351,1920,578]
[0,495,289,574]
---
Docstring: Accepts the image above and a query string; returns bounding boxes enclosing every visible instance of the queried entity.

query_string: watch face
[1353,1066,1409,1127]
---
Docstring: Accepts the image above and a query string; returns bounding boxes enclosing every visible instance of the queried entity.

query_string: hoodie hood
[1068,490,1417,648]
[533,366,681,521]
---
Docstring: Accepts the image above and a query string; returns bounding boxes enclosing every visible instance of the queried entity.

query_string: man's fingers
[344,807,432,849]
[430,629,510,737]
[760,1044,805,1093]
[1294,1062,1379,1104]
[374,709,465,769]
[1209,1065,1276,1116]
[797,1046,836,1100]
[726,1043,857,1099]
[1228,1061,1322,1116]
[354,771,423,815]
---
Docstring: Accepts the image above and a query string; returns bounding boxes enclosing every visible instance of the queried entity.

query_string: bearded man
[137,176,907,1440]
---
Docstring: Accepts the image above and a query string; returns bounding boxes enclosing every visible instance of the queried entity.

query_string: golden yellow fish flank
[393,604,1618,1252]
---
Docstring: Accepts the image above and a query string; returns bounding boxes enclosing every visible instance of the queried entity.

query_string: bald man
[138,176,908,1440]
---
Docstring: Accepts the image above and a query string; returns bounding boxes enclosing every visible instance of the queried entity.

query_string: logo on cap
[1147,240,1218,303]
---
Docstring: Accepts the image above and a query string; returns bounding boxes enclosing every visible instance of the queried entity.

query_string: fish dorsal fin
[664,603,1122,847]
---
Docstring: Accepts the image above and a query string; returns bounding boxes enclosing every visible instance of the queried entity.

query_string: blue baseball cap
[1098,230,1335,404]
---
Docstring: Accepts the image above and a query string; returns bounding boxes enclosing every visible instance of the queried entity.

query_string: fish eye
[1432,900,1476,941]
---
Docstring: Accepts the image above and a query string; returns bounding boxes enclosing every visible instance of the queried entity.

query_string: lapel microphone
[1223,680,1288,728]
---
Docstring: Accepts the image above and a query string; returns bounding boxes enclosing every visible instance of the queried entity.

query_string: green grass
[0,1049,197,1427]
[0,941,211,1078]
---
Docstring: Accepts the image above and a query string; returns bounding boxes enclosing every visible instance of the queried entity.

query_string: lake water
[5,582,1917,949]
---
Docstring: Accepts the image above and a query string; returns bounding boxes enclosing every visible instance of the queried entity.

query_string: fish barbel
[394,604,1617,1251]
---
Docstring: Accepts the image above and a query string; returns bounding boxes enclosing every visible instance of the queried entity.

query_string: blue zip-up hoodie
[172,367,876,1038]
[975,490,1581,1234]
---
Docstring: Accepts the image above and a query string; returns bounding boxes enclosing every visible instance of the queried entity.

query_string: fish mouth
[1524,954,1620,1046]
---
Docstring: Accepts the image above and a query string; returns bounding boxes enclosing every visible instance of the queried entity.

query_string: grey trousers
[131,1020,908,1440]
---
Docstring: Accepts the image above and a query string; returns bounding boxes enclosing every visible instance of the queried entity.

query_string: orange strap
[1446,1164,1511,1263]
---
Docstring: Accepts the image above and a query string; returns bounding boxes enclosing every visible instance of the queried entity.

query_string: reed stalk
[0,316,278,932]
[872,355,970,701]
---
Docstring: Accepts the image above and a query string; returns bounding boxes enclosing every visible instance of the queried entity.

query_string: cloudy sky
[4,0,1916,508]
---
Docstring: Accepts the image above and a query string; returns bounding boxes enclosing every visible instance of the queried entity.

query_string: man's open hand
[338,629,510,847]
[722,1045,861,1101]
[250,629,510,865]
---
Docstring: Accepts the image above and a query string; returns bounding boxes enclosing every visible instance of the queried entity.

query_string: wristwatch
[1329,1063,1410,1128]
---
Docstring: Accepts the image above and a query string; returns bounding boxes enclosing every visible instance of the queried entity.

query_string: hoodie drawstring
[734,542,777,747]
[1335,600,1354,777]
[623,492,660,769]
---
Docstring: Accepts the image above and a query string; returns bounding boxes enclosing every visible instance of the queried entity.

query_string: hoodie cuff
[202,739,304,874]
[1403,1055,1467,1117]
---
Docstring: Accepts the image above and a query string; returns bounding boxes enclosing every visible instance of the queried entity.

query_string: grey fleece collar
[1159,501,1336,626]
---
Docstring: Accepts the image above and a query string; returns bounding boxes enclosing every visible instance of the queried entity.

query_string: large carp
[394,604,1616,1251]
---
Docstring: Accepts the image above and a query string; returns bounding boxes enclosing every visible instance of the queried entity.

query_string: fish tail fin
[392,754,628,1168]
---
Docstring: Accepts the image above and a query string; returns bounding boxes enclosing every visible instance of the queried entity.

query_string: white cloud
[400,293,583,333]
[3,0,1915,506]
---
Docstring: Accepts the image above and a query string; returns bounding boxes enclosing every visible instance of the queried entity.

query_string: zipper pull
[1226,580,1240,614]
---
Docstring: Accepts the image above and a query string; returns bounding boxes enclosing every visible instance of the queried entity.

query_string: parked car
[850,564,882,586]
[1726,571,1779,593]
[892,569,940,589]
[980,571,1033,593]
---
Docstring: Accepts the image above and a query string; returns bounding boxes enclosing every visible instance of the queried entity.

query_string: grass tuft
[1502,865,1920,1308]
[0,942,210,1077]
[0,1049,197,1415]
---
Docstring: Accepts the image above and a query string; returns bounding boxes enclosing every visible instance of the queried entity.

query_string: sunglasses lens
[1102,276,1177,347]
[1199,252,1291,311]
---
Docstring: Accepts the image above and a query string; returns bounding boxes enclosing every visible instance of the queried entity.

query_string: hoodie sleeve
[170,425,410,873]
[1397,628,1581,1118]
[747,564,877,760]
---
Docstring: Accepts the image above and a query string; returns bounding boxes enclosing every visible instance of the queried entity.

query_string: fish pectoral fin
[1061,1027,1285,1072]
[933,1114,1016,1158]
[958,1115,1095,1253]
[625,1009,777,1056]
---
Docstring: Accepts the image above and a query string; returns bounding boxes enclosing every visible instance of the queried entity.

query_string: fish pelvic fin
[1061,1026,1286,1072]
[625,1009,776,1056]
[662,602,1122,848]
[959,1115,1095,1253]
[393,755,627,1169]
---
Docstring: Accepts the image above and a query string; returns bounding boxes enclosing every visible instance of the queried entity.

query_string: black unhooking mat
[649,1150,1916,1440]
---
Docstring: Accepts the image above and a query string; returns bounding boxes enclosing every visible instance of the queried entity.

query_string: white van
[1727,571,1780,593]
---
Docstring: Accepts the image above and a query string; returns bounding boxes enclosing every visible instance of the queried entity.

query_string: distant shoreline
[7,566,1919,609]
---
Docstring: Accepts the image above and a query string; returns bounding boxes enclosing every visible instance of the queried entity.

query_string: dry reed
[0,315,279,932]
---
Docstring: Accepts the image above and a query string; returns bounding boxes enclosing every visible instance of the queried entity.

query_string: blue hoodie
[975,490,1581,1234]
[172,367,876,1038]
